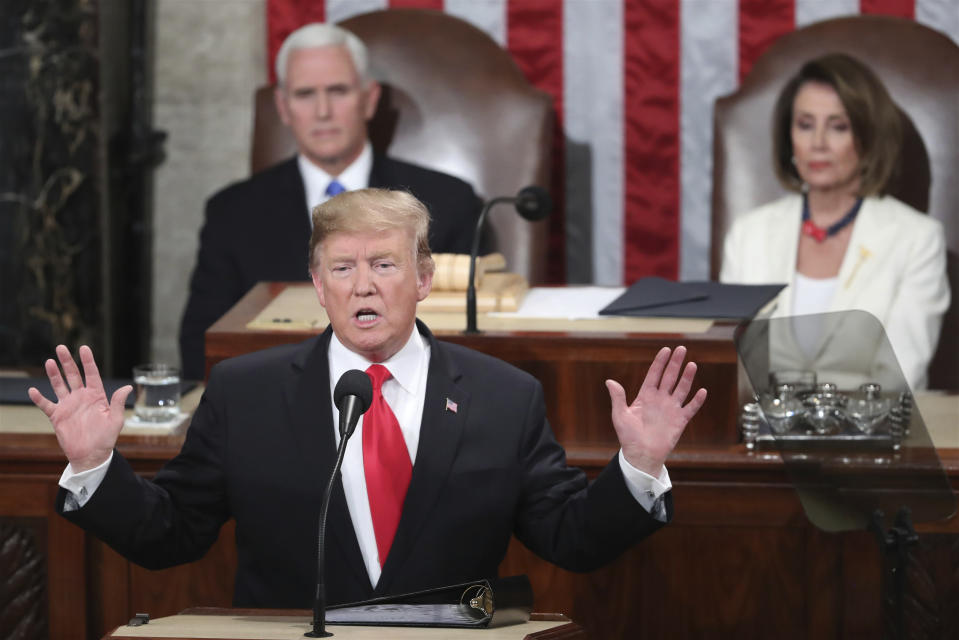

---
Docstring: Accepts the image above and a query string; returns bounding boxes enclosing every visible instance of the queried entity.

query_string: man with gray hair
[33,188,706,610]
[179,22,480,381]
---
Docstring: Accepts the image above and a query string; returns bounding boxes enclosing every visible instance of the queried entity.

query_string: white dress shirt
[791,273,839,359]
[328,327,430,586]
[298,142,373,225]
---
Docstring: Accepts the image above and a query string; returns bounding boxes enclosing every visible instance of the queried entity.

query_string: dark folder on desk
[325,575,532,628]
[599,277,785,319]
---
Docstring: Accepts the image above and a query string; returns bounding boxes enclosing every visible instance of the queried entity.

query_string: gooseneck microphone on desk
[465,186,552,334]
[306,370,373,638]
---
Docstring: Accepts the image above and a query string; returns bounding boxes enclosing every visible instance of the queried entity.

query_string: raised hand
[28,345,132,472]
[605,346,707,476]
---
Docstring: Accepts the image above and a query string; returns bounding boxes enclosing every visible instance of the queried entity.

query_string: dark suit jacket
[178,155,481,380]
[61,322,669,608]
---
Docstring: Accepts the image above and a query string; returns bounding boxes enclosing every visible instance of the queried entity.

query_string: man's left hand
[605,346,707,477]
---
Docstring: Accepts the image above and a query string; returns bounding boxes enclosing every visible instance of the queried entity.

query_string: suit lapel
[830,200,884,312]
[278,155,309,208]
[762,197,807,366]
[815,200,886,358]
[273,157,313,276]
[374,322,470,595]
[367,153,391,189]
[770,196,802,318]
[284,328,372,593]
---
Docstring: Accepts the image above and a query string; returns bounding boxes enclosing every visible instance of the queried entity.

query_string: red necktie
[363,364,412,567]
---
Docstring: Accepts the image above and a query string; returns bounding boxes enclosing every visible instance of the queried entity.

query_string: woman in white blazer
[721,54,949,390]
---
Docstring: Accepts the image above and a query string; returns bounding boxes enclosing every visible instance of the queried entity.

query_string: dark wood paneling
[0,519,47,640]
[86,539,130,640]
[126,522,236,616]
[0,476,86,640]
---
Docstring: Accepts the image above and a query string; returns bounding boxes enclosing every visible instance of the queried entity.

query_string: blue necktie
[326,180,346,197]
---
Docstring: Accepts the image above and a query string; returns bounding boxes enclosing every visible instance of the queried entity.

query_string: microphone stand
[306,397,362,637]
[466,196,513,334]
[870,507,919,640]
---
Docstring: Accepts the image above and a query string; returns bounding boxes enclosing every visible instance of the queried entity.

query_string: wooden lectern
[104,608,585,640]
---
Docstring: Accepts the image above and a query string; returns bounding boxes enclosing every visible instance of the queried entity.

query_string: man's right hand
[28,345,132,472]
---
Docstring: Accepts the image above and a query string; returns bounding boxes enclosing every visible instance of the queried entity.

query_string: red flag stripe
[860,0,915,18]
[390,0,444,10]
[738,0,794,84]
[507,0,567,283]
[623,0,681,281]
[267,1,325,85]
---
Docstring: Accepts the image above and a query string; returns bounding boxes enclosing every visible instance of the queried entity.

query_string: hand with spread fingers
[28,345,132,473]
[605,346,707,477]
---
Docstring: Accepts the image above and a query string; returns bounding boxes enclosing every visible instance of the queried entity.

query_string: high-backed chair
[711,15,959,389]
[252,8,554,283]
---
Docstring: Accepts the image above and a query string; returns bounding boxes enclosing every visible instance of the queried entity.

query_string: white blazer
[721,194,949,390]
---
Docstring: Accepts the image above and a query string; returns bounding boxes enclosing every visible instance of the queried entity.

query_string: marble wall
[0,0,103,367]
[150,0,266,366]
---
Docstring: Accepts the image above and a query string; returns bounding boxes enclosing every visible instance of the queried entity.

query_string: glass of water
[132,364,181,422]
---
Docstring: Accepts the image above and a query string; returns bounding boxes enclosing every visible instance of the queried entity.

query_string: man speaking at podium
[30,189,707,608]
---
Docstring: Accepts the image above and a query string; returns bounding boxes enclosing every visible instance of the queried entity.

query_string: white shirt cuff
[59,452,113,511]
[618,450,671,522]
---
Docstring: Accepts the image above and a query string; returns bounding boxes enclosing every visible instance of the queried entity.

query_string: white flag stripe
[327,0,385,24]
[916,0,959,46]
[795,0,860,27]
[564,0,625,284]
[445,0,507,48]
[679,0,738,281]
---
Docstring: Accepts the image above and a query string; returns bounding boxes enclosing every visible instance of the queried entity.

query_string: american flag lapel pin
[445,397,458,413]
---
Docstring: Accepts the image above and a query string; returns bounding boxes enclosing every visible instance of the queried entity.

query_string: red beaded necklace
[801,195,863,242]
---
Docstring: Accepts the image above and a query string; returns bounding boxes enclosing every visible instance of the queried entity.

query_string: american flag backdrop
[267,0,959,285]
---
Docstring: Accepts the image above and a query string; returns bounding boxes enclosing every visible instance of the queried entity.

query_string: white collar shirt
[298,141,374,227]
[327,324,430,587]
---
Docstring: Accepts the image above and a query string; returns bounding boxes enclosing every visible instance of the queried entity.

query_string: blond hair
[308,188,434,276]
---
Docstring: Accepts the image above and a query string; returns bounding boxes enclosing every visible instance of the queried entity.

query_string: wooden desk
[205,282,745,447]
[3,283,956,639]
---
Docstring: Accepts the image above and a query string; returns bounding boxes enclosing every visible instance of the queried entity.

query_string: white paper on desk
[490,287,626,320]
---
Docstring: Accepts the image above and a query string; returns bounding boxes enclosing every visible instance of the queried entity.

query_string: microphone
[333,369,374,439]
[307,370,373,638]
[512,185,553,222]
[465,186,552,334]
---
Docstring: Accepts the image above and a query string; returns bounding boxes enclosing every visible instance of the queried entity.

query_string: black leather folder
[599,276,785,319]
[325,575,532,628]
